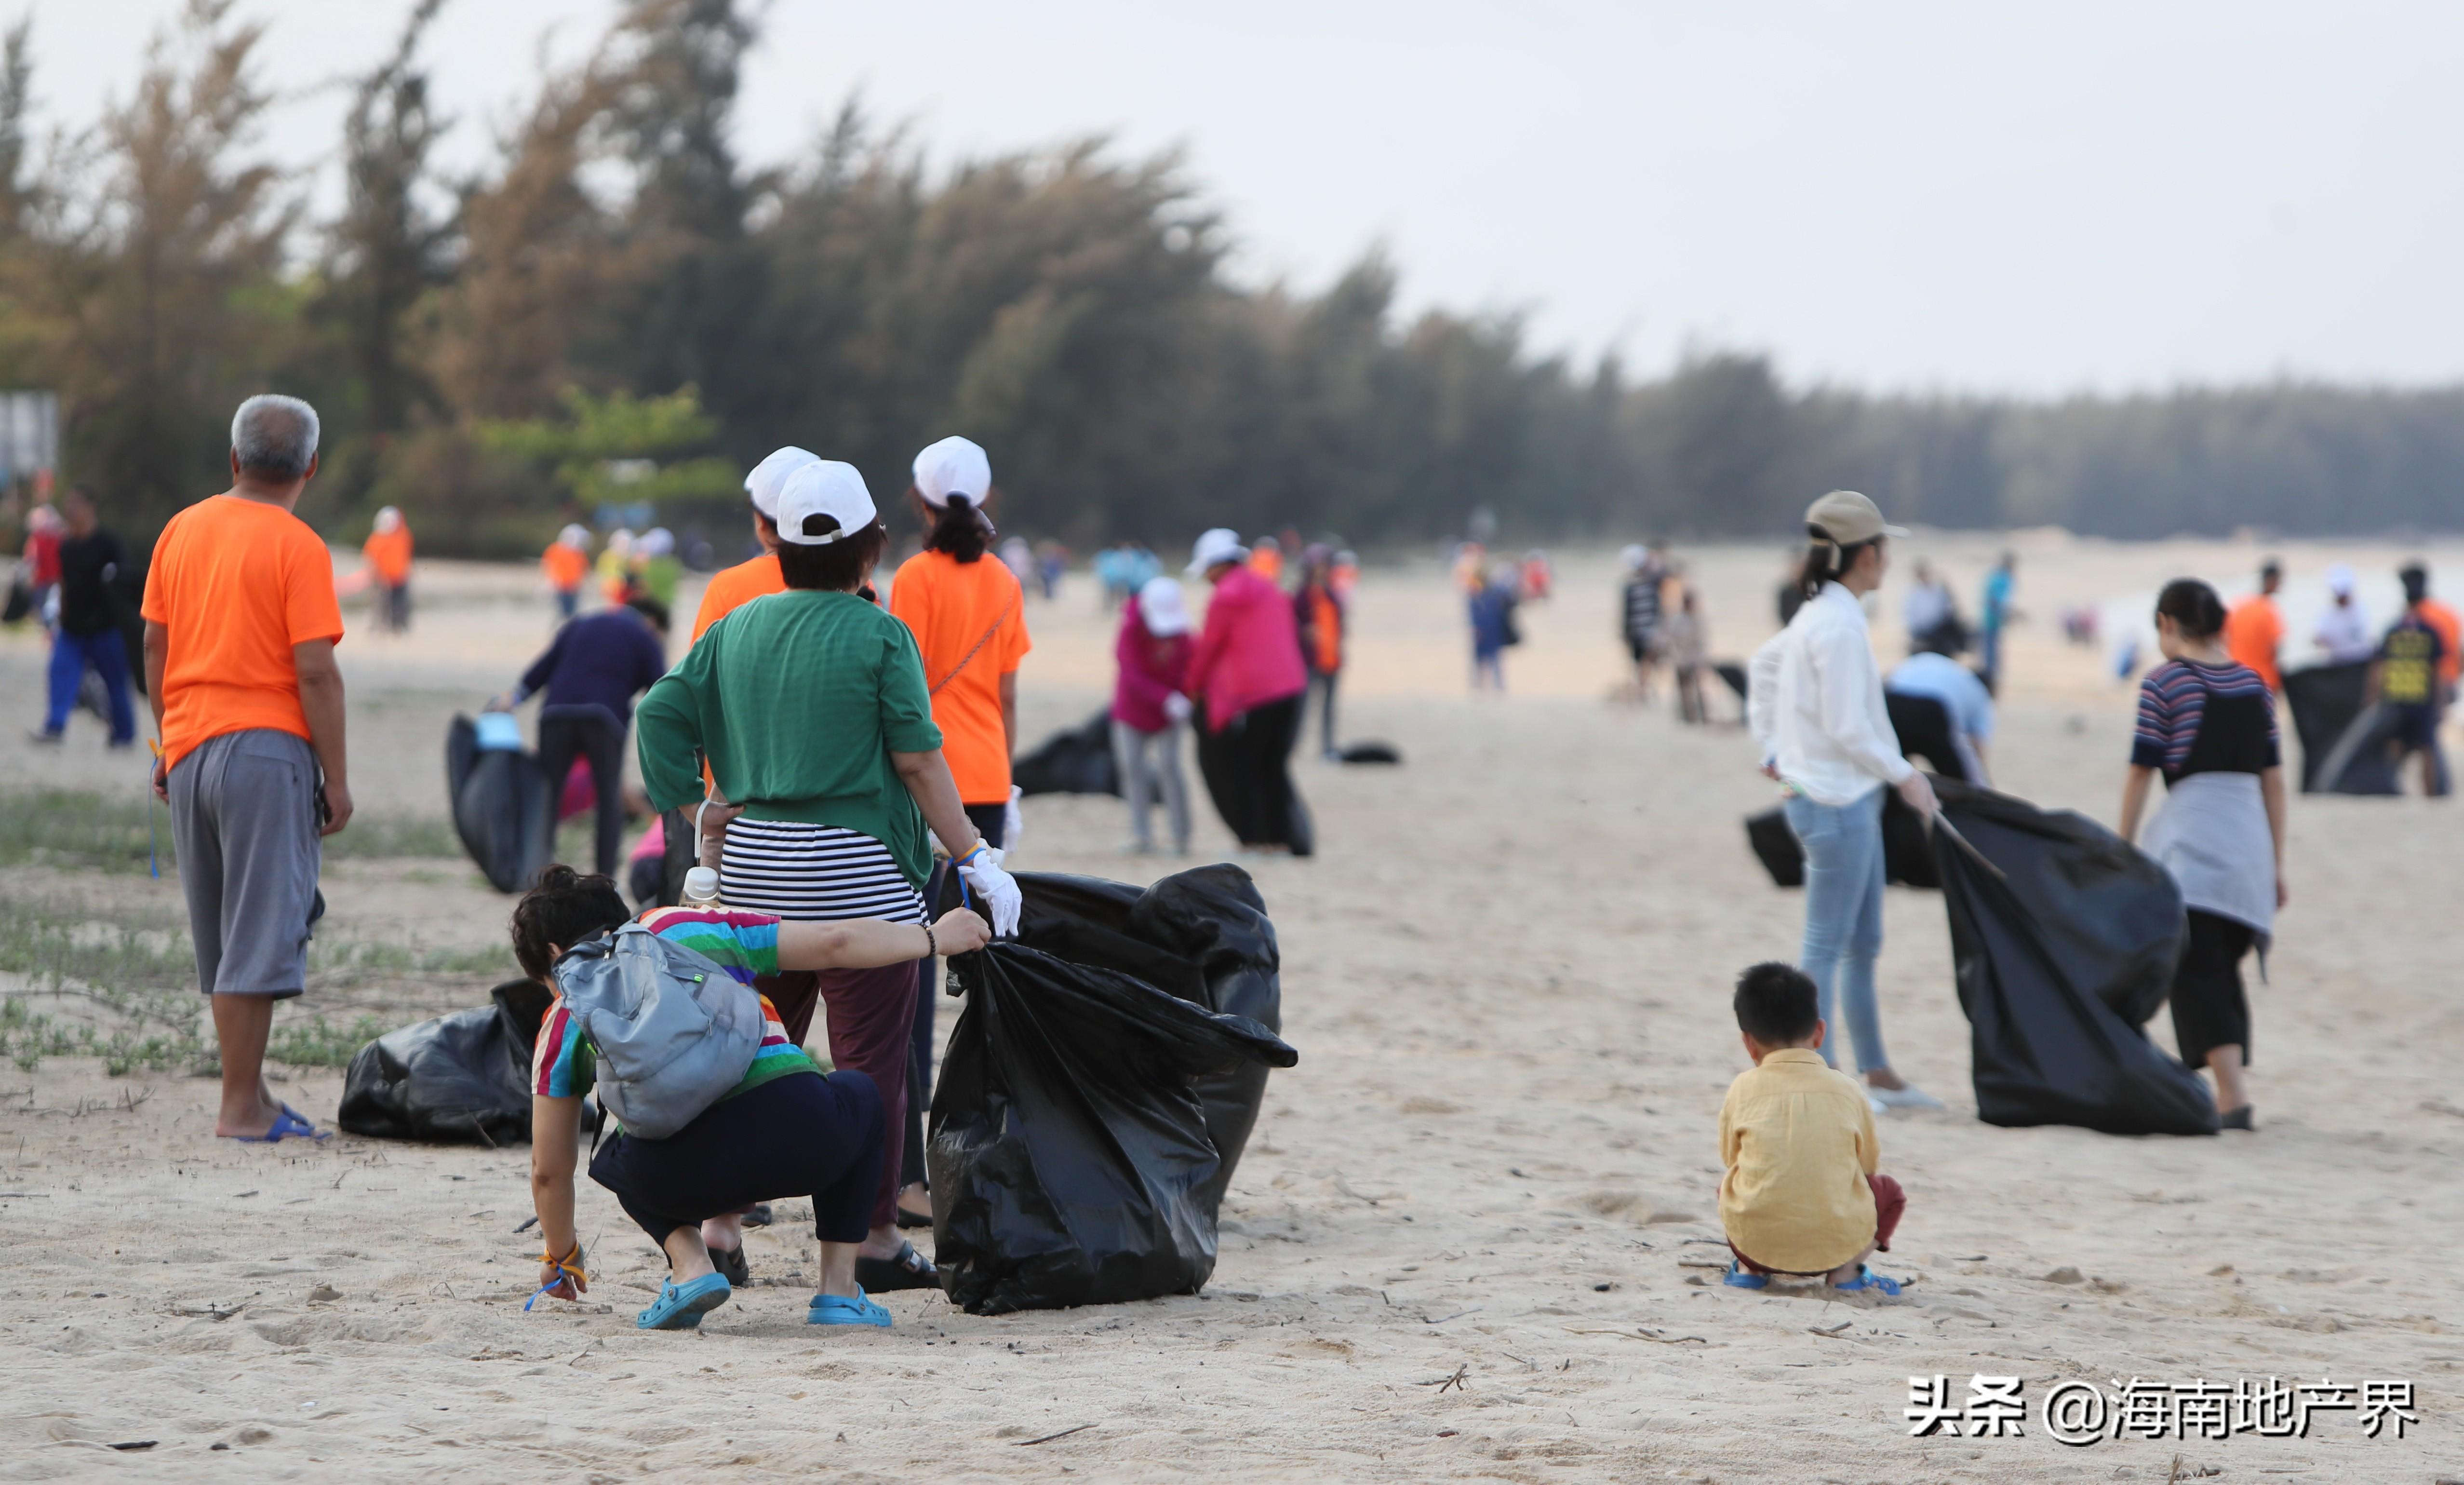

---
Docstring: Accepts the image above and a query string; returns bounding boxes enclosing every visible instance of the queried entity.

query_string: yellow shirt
[1717,1048,1878,1272]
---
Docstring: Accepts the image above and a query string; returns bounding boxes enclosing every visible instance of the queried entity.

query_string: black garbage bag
[929,869,1298,1314]
[1743,791,1940,890]
[338,979,554,1144]
[1338,740,1402,765]
[445,714,557,892]
[1013,709,1121,796]
[2282,662,2404,794]
[1931,778,2218,1136]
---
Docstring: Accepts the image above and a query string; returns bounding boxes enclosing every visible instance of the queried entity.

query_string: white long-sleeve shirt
[1749,582,1915,806]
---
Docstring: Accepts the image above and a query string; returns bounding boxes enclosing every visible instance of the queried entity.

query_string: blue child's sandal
[637,1271,732,1330]
[1721,1260,1768,1290]
[808,1286,893,1328]
[1832,1265,1902,1296]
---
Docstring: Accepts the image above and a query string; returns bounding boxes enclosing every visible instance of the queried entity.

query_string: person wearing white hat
[691,446,818,645]
[636,459,1022,1307]
[1185,527,1313,854]
[542,524,592,621]
[2312,562,2373,664]
[1747,491,1943,1113]
[362,504,414,633]
[884,436,1032,1227]
[1111,574,1196,854]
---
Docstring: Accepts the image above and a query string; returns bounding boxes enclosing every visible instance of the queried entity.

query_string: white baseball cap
[557,523,590,549]
[1187,527,1248,575]
[744,446,819,521]
[911,436,991,509]
[775,461,877,545]
[2325,562,2356,597]
[1137,576,1191,636]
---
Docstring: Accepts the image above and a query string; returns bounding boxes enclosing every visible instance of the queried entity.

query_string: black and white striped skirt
[719,818,927,925]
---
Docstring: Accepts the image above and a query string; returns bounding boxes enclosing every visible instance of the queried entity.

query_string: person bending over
[516,866,990,1331]
[1718,962,1907,1295]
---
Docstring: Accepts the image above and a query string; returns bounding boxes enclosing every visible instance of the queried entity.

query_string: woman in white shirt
[1749,491,1943,1111]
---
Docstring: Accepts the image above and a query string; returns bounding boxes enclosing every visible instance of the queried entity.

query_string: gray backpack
[551,923,765,1139]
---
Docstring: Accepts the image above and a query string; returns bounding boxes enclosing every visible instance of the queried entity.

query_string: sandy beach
[3,534,2462,1483]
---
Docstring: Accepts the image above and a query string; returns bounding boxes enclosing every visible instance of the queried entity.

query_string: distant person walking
[1187,527,1312,854]
[2223,559,2286,693]
[2118,580,2286,1131]
[1667,586,1709,724]
[492,595,672,877]
[1247,534,1284,587]
[1111,574,1194,855]
[19,502,61,633]
[32,485,135,748]
[1294,544,1345,758]
[2313,564,2372,664]
[1978,552,2017,692]
[142,394,350,1142]
[1468,566,1518,692]
[542,525,592,621]
[1748,491,1943,1112]
[2369,566,2448,797]
[362,506,414,633]
[1620,544,1665,700]
[1902,560,1960,655]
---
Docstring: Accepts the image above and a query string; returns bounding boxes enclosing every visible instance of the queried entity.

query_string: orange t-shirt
[889,550,1031,804]
[141,495,345,769]
[362,525,413,584]
[2223,594,2284,692]
[542,542,589,593]
[691,553,785,644]
[2421,598,2462,686]
[1248,547,1283,585]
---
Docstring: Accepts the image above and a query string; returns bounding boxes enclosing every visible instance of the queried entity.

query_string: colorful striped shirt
[530,905,818,1103]
[2130,658,2279,782]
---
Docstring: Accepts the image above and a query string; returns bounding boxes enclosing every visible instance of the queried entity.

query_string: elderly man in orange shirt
[143,395,351,1143]
[361,505,414,633]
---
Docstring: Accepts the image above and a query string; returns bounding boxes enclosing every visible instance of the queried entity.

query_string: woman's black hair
[2154,578,2228,640]
[510,864,630,981]
[922,493,990,563]
[1801,527,1883,600]
[776,512,890,592]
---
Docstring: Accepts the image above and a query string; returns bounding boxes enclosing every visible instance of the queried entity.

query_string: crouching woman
[514,866,990,1330]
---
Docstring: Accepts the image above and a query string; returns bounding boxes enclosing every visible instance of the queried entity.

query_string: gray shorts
[169,729,323,999]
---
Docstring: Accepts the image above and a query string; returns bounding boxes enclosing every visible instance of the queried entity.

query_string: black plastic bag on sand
[1012,709,1121,796]
[445,714,558,892]
[1931,779,2218,1137]
[2282,662,2403,794]
[339,980,553,1143]
[930,867,1298,1314]
[1743,792,1940,890]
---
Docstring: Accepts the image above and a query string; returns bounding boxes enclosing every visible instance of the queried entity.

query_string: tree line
[1,0,2458,561]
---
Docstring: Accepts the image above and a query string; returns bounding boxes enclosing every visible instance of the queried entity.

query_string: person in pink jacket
[1184,528,1312,855]
[1111,575,1195,854]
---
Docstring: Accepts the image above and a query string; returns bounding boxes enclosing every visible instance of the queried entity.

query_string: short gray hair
[230,394,321,480]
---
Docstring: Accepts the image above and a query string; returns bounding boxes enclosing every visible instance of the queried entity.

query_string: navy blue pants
[589,1069,883,1247]
[43,627,134,743]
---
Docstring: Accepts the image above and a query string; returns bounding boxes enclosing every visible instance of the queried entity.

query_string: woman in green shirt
[635,459,1023,1296]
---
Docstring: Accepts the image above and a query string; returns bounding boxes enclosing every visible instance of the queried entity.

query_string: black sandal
[854,1240,941,1293]
[709,1242,750,1287]
[2218,1105,2255,1131]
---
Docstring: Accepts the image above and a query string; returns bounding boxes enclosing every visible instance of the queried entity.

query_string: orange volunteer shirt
[542,541,589,593]
[2421,598,2462,687]
[141,495,345,769]
[362,525,414,584]
[691,553,785,644]
[2223,594,2284,693]
[889,549,1031,804]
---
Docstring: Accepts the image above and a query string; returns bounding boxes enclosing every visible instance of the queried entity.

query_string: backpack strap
[930,594,1018,697]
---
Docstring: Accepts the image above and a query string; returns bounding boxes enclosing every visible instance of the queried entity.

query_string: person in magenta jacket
[1184,528,1312,855]
[1111,575,1195,853]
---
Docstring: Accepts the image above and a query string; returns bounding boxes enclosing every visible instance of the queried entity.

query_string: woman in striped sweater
[2118,580,2289,1132]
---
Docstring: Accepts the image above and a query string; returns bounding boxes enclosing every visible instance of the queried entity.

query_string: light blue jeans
[1784,787,1890,1074]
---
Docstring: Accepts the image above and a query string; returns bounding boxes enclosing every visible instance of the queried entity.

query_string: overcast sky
[27,0,2464,396]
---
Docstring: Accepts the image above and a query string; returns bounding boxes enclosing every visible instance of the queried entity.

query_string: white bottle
[682,867,723,907]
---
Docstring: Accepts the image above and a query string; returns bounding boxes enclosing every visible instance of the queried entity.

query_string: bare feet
[855,1223,907,1261]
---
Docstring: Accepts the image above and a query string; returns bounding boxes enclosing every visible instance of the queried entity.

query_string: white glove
[1002,784,1024,854]
[1164,691,1194,724]
[956,844,1023,937]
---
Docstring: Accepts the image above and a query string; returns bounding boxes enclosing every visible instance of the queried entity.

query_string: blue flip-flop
[1721,1260,1768,1290]
[808,1286,893,1328]
[1832,1265,1902,1296]
[225,1107,326,1144]
[638,1272,732,1330]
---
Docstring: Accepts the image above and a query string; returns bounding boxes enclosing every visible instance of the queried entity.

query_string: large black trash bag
[338,979,553,1143]
[929,873,1297,1315]
[2282,662,2404,795]
[1013,709,1121,796]
[1743,792,1939,890]
[1930,778,2218,1136]
[445,714,557,892]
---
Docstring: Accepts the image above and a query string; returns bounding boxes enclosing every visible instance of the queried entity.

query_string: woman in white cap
[692,446,817,645]
[636,459,1022,1302]
[1111,573,1196,854]
[1186,527,1312,854]
[885,435,1032,1227]
[2312,563,2374,664]
[1748,491,1942,1111]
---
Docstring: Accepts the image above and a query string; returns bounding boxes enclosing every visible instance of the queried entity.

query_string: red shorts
[1729,1173,1905,1276]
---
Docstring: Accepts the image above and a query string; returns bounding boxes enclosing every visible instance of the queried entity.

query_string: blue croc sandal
[808,1286,893,1328]
[1721,1261,1768,1290]
[225,1107,326,1144]
[638,1272,732,1330]
[1833,1265,1902,1296]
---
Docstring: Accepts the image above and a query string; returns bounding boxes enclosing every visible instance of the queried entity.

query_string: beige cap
[1804,489,1906,545]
